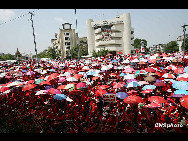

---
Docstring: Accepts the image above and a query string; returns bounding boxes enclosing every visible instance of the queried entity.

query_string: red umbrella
[76,82,87,88]
[57,85,66,90]
[180,95,188,109]
[148,96,166,104]
[26,80,35,84]
[162,73,175,79]
[73,74,83,79]
[149,59,157,63]
[110,73,117,77]
[22,84,37,91]
[177,77,188,81]
[145,68,156,73]
[69,90,81,95]
[124,95,143,104]
[92,76,99,81]
[0,87,9,92]
[153,82,165,86]
[39,80,51,86]
[143,102,161,109]
[127,90,138,95]
[141,89,153,94]
[48,88,61,94]
[113,83,124,89]
[47,73,59,81]
[96,89,107,96]
[99,85,110,89]
[174,68,184,74]
[155,71,162,77]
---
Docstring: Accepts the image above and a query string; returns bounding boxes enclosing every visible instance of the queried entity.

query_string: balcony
[95,35,103,40]
[111,32,122,37]
[97,46,123,51]
[94,28,101,34]
[95,40,122,47]
[111,26,122,31]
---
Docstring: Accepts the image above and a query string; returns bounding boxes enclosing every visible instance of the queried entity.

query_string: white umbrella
[82,66,90,70]
[101,65,110,71]
[69,64,76,68]
[8,81,23,87]
[131,58,139,63]
[122,59,130,64]
[64,72,71,76]
[124,74,136,79]
[177,73,188,79]
[66,77,78,82]
[35,90,48,95]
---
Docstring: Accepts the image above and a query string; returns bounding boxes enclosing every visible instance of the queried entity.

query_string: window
[65,37,70,40]
[65,42,71,46]
[66,46,70,50]
[64,32,70,36]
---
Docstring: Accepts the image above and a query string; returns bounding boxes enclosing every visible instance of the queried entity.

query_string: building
[51,23,77,58]
[177,34,188,52]
[149,44,165,53]
[86,13,134,57]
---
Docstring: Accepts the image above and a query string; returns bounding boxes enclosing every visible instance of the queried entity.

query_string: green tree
[47,47,60,59]
[133,38,147,49]
[35,47,60,60]
[165,41,179,53]
[92,49,109,57]
[66,45,88,59]
[1,53,15,60]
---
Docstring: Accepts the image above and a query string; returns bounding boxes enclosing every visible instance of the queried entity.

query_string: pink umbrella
[113,83,124,89]
[162,73,175,79]
[123,68,135,73]
[58,77,66,83]
[26,71,35,75]
[48,88,61,94]
[76,82,87,88]
[124,95,143,104]
[143,102,161,109]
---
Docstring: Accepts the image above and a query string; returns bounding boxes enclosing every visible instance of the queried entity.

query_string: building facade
[51,23,77,58]
[86,13,134,56]
[149,44,165,53]
[177,34,188,52]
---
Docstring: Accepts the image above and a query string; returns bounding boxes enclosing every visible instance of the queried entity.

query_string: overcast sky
[0,9,188,55]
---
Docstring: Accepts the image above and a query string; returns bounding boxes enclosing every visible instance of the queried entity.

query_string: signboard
[141,46,145,53]
[101,25,112,41]
[103,94,116,103]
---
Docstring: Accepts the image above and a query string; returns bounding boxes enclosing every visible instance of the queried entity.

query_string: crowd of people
[0,52,188,133]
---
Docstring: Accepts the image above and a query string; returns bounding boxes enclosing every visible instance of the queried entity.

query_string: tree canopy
[164,41,179,53]
[133,38,147,49]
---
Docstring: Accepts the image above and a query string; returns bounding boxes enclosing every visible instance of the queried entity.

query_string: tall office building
[86,13,134,56]
[51,23,77,58]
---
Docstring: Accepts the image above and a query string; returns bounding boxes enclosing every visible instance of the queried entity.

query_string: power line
[0,9,39,26]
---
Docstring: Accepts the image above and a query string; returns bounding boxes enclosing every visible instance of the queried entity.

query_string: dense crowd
[0,52,188,133]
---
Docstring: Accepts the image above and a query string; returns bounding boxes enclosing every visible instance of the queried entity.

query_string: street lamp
[181,24,188,57]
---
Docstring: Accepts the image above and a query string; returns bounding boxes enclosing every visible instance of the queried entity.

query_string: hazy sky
[0,9,188,55]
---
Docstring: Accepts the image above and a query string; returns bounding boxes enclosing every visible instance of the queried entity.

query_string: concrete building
[86,13,134,56]
[149,44,165,53]
[177,34,188,52]
[51,23,77,58]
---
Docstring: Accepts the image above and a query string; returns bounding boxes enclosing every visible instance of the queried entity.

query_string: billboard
[101,25,112,41]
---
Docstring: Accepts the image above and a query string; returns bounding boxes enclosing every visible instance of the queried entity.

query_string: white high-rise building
[86,13,134,56]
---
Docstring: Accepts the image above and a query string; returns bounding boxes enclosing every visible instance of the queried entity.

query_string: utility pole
[181,24,188,57]
[29,11,38,61]
[75,9,79,60]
